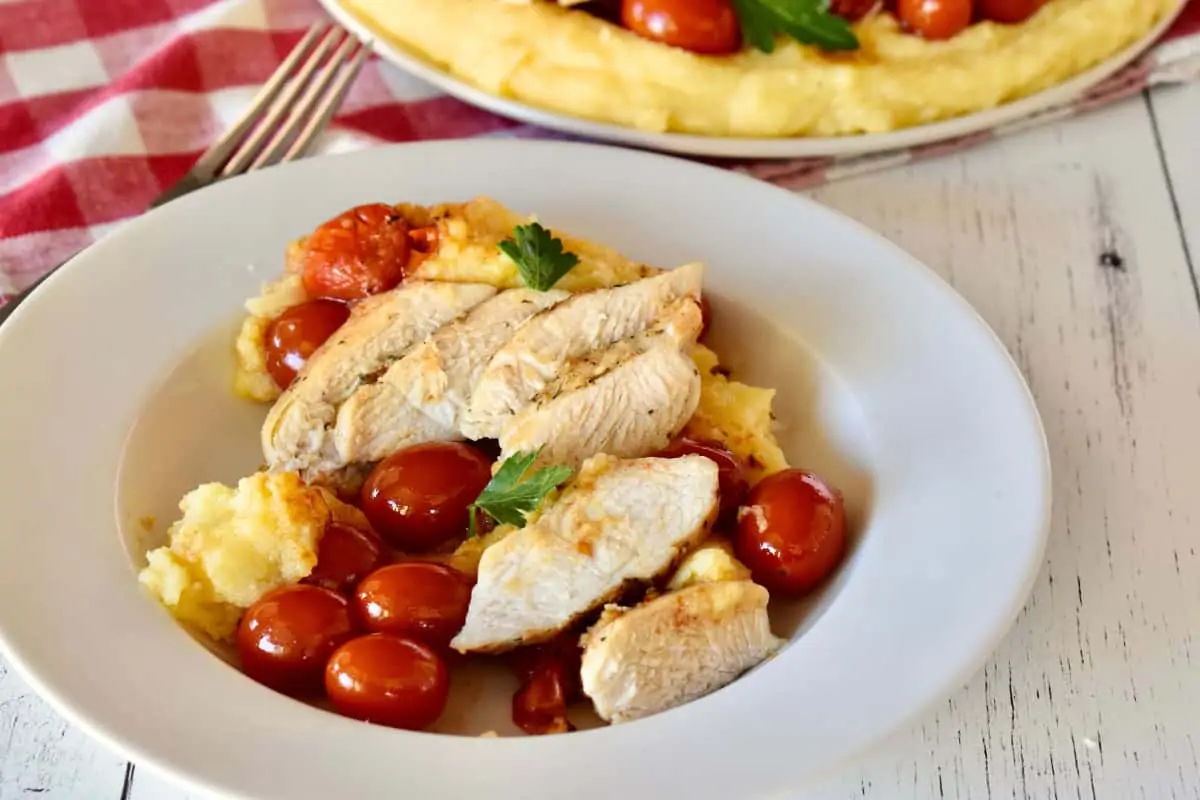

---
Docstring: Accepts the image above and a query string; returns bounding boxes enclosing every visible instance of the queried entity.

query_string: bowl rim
[0,139,1052,799]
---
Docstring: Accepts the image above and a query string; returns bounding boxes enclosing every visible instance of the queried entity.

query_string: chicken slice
[497,297,703,469]
[450,453,719,653]
[580,580,784,724]
[333,288,569,463]
[462,262,704,439]
[262,281,497,480]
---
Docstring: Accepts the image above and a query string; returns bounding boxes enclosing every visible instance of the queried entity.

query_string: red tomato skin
[976,0,1045,23]
[830,0,879,20]
[353,562,474,648]
[896,0,972,39]
[734,469,847,596]
[303,523,386,595]
[512,662,575,735]
[301,204,409,301]
[325,633,450,730]
[620,0,742,55]
[360,442,494,552]
[263,300,350,389]
[235,585,356,697]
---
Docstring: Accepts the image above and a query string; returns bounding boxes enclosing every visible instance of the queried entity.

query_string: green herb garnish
[731,0,859,53]
[468,449,574,536]
[498,222,580,291]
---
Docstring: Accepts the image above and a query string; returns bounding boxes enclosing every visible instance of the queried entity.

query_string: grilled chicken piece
[333,288,568,464]
[498,297,703,469]
[450,453,719,654]
[580,580,784,724]
[262,281,497,480]
[461,262,704,440]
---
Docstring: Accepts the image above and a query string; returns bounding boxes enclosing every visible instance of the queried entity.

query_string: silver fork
[0,21,370,323]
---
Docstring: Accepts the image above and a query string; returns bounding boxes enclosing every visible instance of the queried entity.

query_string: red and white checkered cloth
[2,0,1198,304]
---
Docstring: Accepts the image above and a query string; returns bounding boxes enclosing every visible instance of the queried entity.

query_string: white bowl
[0,140,1050,799]
[319,0,1186,159]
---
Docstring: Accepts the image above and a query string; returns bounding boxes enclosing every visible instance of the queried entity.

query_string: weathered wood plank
[1149,82,1200,315]
[803,96,1200,799]
[0,659,127,800]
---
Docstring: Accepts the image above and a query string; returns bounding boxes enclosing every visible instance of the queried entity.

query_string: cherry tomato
[620,0,741,55]
[360,442,493,551]
[507,631,582,700]
[304,523,385,595]
[512,661,574,736]
[302,204,409,301]
[264,300,350,389]
[657,435,748,519]
[325,633,450,730]
[896,0,972,39]
[830,0,879,20]
[976,0,1044,23]
[354,562,473,648]
[235,585,356,696]
[734,469,846,596]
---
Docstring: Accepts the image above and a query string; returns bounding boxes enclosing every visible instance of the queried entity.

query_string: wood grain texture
[4,93,1200,800]
[803,95,1200,799]
[0,661,126,799]
[1149,82,1200,315]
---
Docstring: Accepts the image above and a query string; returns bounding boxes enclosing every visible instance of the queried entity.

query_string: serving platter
[319,0,1185,159]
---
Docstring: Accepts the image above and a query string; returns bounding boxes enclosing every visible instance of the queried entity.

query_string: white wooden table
[2,84,1199,800]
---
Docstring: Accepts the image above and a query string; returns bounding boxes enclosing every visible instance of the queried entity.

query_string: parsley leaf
[498,222,580,291]
[468,449,574,536]
[730,0,859,53]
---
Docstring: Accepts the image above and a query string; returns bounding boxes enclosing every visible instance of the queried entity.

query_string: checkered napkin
[2,0,1198,304]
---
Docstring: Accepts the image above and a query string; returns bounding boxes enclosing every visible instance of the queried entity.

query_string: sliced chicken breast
[450,453,719,654]
[498,298,703,468]
[462,262,704,439]
[333,288,568,464]
[580,580,784,724]
[262,281,496,479]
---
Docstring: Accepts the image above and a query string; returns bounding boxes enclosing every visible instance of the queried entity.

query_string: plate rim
[318,0,1186,159]
[0,139,1053,799]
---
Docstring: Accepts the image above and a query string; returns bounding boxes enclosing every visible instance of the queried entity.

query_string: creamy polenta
[336,0,1177,137]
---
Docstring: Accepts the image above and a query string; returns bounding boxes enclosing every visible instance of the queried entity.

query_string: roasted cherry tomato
[325,633,450,730]
[301,203,409,301]
[734,468,846,596]
[360,442,493,552]
[235,585,356,696]
[976,0,1044,23]
[304,523,386,595]
[354,562,473,648]
[657,434,748,518]
[263,299,350,389]
[513,661,574,735]
[896,0,972,39]
[507,631,582,699]
[620,0,741,55]
[830,0,879,20]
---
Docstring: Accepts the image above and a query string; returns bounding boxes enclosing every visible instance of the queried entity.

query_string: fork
[0,21,370,325]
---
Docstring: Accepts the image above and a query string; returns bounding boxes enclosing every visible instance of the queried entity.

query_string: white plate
[0,140,1050,799]
[320,0,1184,159]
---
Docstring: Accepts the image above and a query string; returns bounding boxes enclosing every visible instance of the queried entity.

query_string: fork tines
[195,22,370,182]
